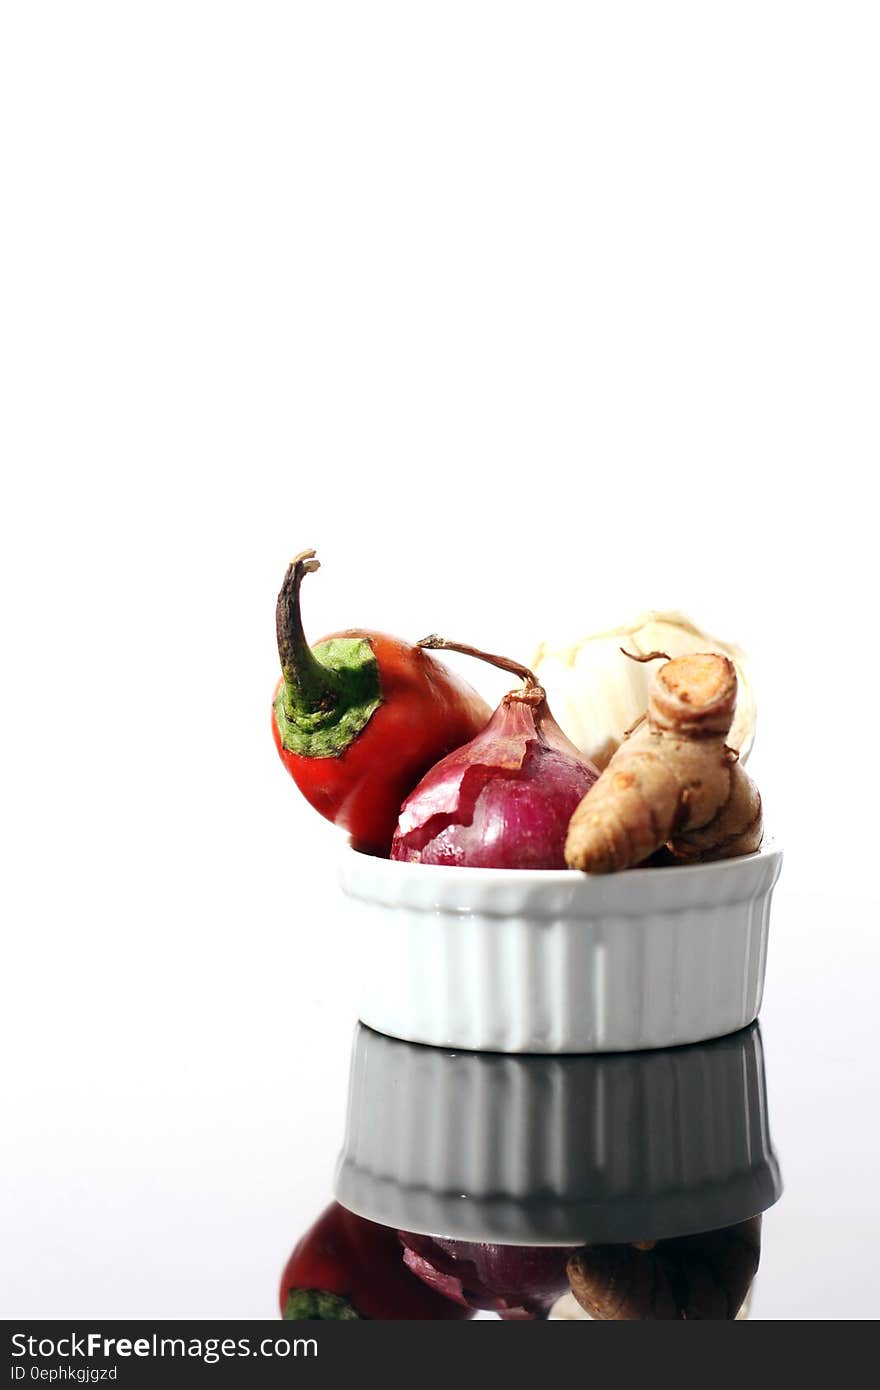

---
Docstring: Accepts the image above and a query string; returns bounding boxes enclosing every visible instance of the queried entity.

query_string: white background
[2,2,878,1318]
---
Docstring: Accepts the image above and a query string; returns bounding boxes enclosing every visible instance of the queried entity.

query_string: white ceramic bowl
[334,1022,781,1244]
[338,842,782,1053]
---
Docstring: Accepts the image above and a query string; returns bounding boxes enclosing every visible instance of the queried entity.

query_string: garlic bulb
[533,612,756,771]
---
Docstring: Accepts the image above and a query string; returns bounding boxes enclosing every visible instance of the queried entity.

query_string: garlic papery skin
[549,1292,592,1320]
[533,612,756,772]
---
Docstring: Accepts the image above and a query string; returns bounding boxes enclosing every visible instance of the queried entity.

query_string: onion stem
[418,635,540,689]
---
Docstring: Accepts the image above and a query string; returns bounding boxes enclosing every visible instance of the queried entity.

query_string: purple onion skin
[399,1235,574,1319]
[391,694,598,869]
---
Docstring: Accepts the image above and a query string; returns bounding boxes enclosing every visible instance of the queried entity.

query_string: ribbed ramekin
[334,1022,781,1245]
[338,843,782,1053]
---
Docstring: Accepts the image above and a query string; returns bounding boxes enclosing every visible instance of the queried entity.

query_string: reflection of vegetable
[548,1291,591,1319]
[534,612,756,772]
[567,1218,762,1320]
[565,653,762,872]
[399,1233,573,1319]
[391,639,597,869]
[272,553,491,854]
[279,1204,473,1320]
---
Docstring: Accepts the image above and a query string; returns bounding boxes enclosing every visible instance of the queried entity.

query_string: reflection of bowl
[333,1022,782,1246]
[339,843,783,1053]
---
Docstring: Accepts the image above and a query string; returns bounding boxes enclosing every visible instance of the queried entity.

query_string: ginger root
[566,1218,762,1320]
[564,652,762,873]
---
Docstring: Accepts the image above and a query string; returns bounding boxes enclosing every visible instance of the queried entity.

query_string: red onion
[390,638,598,869]
[398,1233,574,1320]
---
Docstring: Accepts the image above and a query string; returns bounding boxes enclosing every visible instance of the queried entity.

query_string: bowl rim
[341,837,782,887]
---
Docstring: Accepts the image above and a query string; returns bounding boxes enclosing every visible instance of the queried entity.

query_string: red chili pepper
[272,550,491,854]
[279,1204,474,1320]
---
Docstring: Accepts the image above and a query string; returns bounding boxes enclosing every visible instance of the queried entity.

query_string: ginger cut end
[650,652,737,739]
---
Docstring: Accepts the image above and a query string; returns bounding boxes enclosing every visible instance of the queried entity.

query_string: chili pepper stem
[276,550,339,714]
